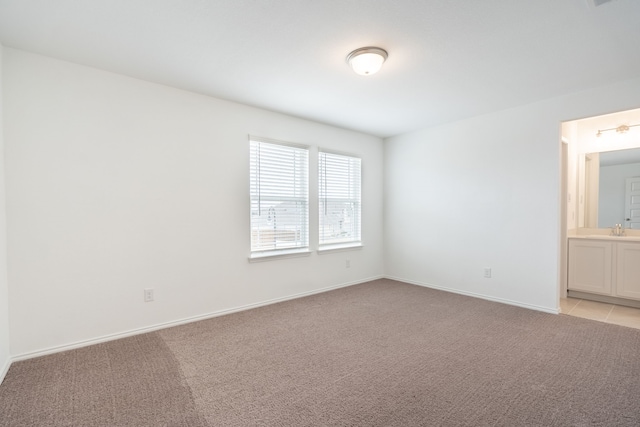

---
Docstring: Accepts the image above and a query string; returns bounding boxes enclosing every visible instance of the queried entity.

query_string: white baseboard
[12,275,384,363]
[385,275,559,315]
[0,357,10,386]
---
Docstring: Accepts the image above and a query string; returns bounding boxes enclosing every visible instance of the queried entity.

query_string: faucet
[611,224,626,237]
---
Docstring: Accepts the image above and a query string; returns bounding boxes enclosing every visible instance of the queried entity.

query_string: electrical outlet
[484,268,492,278]
[144,288,154,302]
[346,259,351,268]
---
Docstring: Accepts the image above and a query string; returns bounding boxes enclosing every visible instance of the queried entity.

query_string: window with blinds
[319,151,361,246]
[250,138,309,255]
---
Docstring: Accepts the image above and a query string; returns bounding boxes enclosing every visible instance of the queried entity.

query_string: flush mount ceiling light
[596,123,640,137]
[346,47,388,76]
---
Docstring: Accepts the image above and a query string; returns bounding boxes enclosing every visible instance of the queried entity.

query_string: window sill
[317,243,363,254]
[248,248,311,263]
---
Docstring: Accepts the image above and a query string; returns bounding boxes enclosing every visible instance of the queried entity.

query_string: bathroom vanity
[568,235,640,305]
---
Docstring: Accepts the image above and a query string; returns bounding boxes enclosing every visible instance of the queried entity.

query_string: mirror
[583,147,640,229]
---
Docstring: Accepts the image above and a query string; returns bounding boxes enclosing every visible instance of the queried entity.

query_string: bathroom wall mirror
[583,147,640,229]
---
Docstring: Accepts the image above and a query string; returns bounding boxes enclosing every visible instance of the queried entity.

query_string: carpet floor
[1,279,640,426]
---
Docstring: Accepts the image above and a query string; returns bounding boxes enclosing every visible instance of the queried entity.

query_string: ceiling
[1,0,640,138]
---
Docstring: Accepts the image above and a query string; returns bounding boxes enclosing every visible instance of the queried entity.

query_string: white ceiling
[1,0,639,138]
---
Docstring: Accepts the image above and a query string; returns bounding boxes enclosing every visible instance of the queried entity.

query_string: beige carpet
[1,279,640,426]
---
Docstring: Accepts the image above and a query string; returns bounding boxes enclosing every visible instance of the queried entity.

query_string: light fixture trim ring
[346,46,389,75]
[346,46,389,64]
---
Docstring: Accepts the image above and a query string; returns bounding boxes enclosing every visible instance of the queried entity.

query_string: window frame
[249,136,310,261]
[317,149,362,251]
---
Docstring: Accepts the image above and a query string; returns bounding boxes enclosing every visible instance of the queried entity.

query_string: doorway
[560,107,640,313]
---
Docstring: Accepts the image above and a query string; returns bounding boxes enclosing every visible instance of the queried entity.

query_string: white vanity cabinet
[568,239,613,295]
[568,238,640,301]
[615,243,640,300]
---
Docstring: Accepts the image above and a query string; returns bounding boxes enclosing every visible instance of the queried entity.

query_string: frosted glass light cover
[347,47,388,76]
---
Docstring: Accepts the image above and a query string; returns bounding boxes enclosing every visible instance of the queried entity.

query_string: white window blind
[250,138,309,254]
[319,151,361,246]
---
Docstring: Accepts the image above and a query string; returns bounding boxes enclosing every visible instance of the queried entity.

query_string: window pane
[250,139,309,253]
[319,152,361,245]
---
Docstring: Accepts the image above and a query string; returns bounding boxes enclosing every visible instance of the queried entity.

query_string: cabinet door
[615,242,640,300]
[568,239,613,295]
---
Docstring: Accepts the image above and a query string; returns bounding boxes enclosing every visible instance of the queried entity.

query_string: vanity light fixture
[346,47,388,76]
[596,123,640,137]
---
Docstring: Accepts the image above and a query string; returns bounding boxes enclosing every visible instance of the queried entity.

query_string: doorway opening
[562,107,640,235]
[560,107,640,326]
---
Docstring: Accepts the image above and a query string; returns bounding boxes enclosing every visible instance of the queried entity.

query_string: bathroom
[561,107,640,325]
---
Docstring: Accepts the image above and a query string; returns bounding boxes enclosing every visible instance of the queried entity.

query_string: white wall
[0,44,11,381]
[575,108,640,155]
[3,48,384,357]
[384,76,640,312]
[562,121,578,231]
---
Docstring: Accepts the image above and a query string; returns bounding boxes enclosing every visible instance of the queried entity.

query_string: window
[250,137,309,256]
[319,151,361,247]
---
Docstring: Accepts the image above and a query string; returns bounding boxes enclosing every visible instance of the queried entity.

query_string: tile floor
[560,297,640,330]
